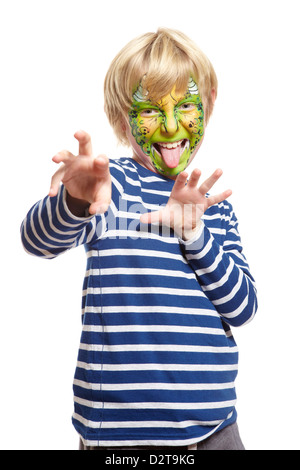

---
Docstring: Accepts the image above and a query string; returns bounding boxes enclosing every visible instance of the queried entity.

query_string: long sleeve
[179,202,257,327]
[20,185,98,259]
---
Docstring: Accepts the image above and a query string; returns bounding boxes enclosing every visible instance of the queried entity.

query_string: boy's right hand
[49,130,111,216]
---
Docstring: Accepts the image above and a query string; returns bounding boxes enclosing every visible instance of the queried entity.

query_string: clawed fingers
[206,189,232,208]
[74,130,93,156]
[172,167,231,210]
[52,150,75,164]
[49,165,65,197]
[198,169,223,196]
[50,150,74,197]
[173,171,189,191]
[93,154,110,173]
[198,169,232,206]
[187,168,201,188]
[174,168,222,195]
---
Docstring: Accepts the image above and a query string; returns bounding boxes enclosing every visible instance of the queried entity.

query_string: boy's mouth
[152,139,190,168]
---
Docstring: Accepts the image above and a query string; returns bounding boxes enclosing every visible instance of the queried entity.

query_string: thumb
[140,210,163,225]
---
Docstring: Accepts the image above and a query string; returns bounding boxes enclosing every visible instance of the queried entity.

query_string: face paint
[128,77,204,177]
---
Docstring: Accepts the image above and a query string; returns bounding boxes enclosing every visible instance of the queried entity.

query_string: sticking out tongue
[159,145,181,168]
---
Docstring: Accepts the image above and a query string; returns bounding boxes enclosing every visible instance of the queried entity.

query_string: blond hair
[104,27,218,146]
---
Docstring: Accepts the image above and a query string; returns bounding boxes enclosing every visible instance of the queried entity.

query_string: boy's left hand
[140,168,232,241]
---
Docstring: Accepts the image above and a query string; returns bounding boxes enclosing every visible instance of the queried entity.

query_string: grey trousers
[79,422,245,451]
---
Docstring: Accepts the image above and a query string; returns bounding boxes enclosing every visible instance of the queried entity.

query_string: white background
[0,0,299,450]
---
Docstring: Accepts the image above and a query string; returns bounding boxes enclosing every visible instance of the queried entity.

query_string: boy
[21,28,257,450]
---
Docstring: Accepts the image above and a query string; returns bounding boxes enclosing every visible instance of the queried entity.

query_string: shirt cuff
[60,185,94,224]
[178,222,206,250]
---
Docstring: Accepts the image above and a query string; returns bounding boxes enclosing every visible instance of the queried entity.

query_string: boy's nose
[161,112,179,136]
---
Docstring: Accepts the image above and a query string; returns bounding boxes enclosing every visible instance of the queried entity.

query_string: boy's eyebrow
[131,99,158,108]
[130,90,198,109]
[158,93,197,107]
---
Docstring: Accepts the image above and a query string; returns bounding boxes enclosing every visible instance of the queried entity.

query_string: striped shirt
[21,158,257,447]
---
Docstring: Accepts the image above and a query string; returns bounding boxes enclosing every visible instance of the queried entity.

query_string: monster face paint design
[128,77,204,177]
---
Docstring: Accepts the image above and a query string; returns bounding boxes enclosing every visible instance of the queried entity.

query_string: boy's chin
[151,161,188,178]
[150,153,191,178]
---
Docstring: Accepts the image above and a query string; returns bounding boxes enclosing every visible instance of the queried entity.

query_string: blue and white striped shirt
[21,158,257,447]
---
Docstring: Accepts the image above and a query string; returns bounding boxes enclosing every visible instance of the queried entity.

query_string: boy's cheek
[129,116,157,146]
[180,113,204,136]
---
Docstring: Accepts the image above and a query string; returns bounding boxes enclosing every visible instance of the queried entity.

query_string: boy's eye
[140,109,159,117]
[178,103,195,111]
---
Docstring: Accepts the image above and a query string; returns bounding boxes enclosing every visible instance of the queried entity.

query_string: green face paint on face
[128,77,204,177]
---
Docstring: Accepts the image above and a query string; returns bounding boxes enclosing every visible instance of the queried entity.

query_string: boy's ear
[121,117,128,133]
[211,88,216,106]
